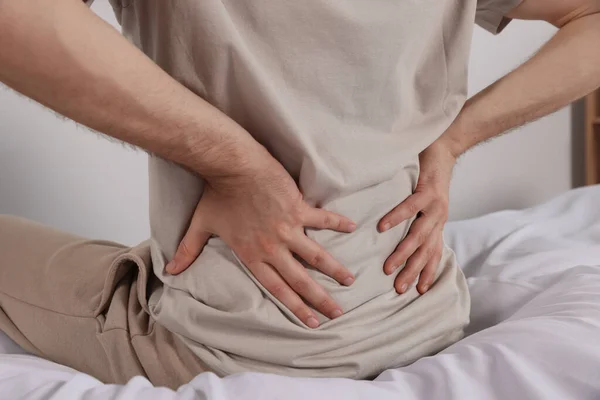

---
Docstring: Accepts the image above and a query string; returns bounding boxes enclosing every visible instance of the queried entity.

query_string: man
[0,0,599,389]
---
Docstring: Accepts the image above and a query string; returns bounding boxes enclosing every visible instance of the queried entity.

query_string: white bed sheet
[2,185,600,400]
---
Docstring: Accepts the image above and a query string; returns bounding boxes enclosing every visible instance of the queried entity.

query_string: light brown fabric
[0,215,208,389]
[105,0,521,379]
[115,0,483,379]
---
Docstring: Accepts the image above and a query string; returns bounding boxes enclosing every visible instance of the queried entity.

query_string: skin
[382,0,600,295]
[0,0,356,328]
[0,0,599,326]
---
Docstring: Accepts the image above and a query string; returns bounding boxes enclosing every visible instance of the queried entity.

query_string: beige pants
[0,215,208,389]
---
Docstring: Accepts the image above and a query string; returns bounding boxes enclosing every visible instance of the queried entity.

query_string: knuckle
[417,252,430,267]
[415,230,429,244]
[291,203,306,223]
[318,297,332,311]
[268,283,286,298]
[246,261,264,273]
[179,240,194,259]
[404,270,419,283]
[258,236,279,258]
[308,249,325,267]
[407,201,420,216]
[263,243,279,258]
[292,199,305,213]
[292,306,312,321]
[292,279,310,294]
[274,222,293,241]
[322,213,332,227]
[424,245,435,260]
[334,268,348,282]
[401,235,416,249]
[234,241,254,260]
[422,267,436,280]
[394,245,409,261]
[404,259,421,274]
[400,238,415,254]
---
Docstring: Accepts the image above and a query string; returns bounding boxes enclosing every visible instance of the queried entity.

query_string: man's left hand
[378,138,457,295]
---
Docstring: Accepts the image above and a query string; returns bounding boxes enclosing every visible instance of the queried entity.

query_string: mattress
[2,185,600,400]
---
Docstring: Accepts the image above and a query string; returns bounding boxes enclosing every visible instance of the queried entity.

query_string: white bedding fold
[2,185,600,400]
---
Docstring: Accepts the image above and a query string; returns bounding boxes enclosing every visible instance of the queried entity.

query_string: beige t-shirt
[104,0,521,379]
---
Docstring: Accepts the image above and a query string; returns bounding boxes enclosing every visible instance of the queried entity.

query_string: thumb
[166,228,211,275]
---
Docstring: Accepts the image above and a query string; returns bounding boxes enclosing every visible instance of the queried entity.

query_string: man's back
[117,0,474,378]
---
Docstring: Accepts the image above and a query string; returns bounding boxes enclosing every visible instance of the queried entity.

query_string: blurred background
[0,1,578,246]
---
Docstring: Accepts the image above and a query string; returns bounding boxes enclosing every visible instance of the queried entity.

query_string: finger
[166,229,212,275]
[271,251,344,321]
[378,192,429,232]
[288,233,355,286]
[302,207,357,233]
[417,234,443,294]
[248,261,321,329]
[394,230,438,294]
[384,214,438,274]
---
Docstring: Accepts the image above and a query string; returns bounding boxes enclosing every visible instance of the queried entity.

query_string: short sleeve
[475,0,524,34]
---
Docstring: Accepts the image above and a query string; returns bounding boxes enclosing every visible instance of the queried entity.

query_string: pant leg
[0,215,208,388]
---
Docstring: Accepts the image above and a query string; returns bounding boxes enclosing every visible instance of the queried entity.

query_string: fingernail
[331,309,343,318]
[165,261,177,274]
[421,284,430,292]
[400,283,408,293]
[343,277,355,286]
[349,222,357,231]
[307,316,319,328]
[382,223,391,232]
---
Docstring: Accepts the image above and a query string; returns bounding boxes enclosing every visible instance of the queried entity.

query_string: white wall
[0,2,571,244]
[449,20,570,221]
[0,2,149,246]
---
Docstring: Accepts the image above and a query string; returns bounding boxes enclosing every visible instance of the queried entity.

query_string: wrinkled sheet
[2,185,600,400]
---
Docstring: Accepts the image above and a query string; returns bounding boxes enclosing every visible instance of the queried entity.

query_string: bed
[2,185,600,400]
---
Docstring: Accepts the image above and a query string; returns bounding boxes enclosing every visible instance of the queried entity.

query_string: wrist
[187,134,271,181]
[417,138,457,192]
[201,141,278,188]
[436,133,463,161]
[437,104,478,159]
[174,104,271,181]
[427,129,462,165]
[202,142,283,194]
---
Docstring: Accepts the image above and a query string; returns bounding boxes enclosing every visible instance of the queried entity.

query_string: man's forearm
[0,0,268,179]
[440,11,600,157]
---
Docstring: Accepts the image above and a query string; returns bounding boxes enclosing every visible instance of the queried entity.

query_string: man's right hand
[0,0,356,329]
[165,155,357,328]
